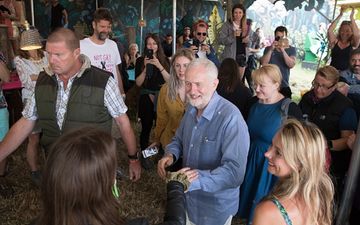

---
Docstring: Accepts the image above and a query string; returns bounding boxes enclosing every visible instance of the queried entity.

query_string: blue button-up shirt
[340,69,360,95]
[166,92,250,225]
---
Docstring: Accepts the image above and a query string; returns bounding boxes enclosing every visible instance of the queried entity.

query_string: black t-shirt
[135,56,165,91]
[51,4,65,30]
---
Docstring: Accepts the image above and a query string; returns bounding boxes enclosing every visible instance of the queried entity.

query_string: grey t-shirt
[264,46,296,87]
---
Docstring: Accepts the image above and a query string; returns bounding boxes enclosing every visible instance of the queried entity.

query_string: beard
[186,93,212,111]
[97,32,108,41]
[351,65,360,74]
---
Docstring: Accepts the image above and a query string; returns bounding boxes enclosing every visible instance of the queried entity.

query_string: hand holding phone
[145,48,153,59]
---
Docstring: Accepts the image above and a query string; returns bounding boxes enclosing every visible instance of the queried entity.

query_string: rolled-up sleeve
[104,76,128,117]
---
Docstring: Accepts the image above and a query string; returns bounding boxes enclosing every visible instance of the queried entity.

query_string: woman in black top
[135,33,170,151]
[327,7,360,71]
[217,58,252,120]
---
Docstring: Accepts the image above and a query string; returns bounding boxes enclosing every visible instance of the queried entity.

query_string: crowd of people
[1,3,360,225]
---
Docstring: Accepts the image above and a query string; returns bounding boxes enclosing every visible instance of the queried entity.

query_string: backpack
[280,98,292,124]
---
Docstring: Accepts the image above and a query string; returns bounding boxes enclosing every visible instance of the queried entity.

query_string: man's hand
[129,160,141,181]
[157,153,174,179]
[178,167,198,183]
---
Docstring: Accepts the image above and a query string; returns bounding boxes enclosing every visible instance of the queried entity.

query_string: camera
[275,36,281,41]
[192,39,200,49]
[145,48,153,59]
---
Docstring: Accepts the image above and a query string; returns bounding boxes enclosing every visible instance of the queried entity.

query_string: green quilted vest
[35,66,113,150]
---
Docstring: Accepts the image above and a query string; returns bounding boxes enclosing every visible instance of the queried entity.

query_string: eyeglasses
[197,32,207,36]
[311,80,336,90]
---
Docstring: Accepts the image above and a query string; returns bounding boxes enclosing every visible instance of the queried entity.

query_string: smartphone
[145,48,153,59]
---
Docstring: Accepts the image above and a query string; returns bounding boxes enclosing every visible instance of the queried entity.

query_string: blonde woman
[253,119,334,225]
[238,64,302,223]
[124,43,140,70]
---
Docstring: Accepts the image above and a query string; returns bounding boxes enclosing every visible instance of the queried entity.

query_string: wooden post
[126,26,136,46]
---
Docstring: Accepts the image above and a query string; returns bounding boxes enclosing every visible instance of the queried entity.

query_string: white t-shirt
[80,38,122,84]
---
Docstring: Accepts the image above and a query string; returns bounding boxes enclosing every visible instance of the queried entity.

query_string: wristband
[160,67,165,72]
[128,152,139,160]
[327,140,333,150]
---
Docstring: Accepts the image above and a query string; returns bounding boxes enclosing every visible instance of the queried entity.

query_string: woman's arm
[149,56,170,82]
[350,8,360,48]
[0,60,10,83]
[327,8,343,49]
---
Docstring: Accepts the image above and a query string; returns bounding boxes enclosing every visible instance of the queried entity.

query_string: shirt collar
[190,91,220,121]
[44,54,91,78]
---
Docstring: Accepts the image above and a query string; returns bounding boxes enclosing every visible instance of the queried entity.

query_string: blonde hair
[271,119,334,225]
[128,43,138,52]
[167,48,194,100]
[252,64,282,89]
[316,65,339,84]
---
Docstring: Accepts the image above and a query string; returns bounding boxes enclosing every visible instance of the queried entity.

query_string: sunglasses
[197,32,207,36]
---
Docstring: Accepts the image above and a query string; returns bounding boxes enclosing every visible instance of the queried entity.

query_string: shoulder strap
[271,197,293,225]
[280,98,292,124]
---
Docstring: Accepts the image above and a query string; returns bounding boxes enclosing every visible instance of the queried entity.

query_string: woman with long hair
[135,33,170,152]
[151,48,194,150]
[217,58,252,119]
[218,3,248,76]
[14,28,47,186]
[36,127,124,225]
[36,126,187,225]
[328,7,360,71]
[253,119,334,225]
[238,64,302,224]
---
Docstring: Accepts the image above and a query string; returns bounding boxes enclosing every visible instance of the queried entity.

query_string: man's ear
[92,21,96,30]
[213,78,219,89]
[73,48,81,58]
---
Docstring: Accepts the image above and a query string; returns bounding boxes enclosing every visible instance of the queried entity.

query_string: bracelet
[128,152,139,160]
[160,67,165,72]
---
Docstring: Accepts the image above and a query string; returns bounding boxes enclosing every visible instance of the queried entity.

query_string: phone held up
[145,48,154,59]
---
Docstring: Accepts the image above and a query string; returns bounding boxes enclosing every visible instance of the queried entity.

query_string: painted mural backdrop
[34,0,96,38]
[102,0,225,50]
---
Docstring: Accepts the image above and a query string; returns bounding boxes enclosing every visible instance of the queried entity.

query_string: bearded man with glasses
[299,65,357,206]
[183,20,220,67]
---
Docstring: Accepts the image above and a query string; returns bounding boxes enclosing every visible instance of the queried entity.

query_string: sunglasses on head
[197,32,207,36]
